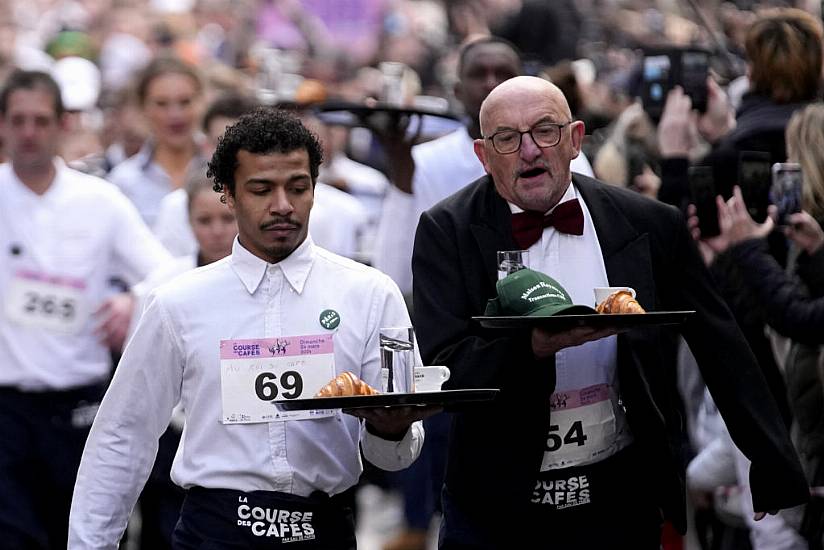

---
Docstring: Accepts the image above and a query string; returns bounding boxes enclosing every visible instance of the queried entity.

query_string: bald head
[472,75,584,213]
[479,77,571,137]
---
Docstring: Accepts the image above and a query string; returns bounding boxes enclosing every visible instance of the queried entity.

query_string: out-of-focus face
[474,76,584,212]
[0,87,63,176]
[142,73,200,151]
[189,187,237,264]
[455,42,521,124]
[225,149,314,263]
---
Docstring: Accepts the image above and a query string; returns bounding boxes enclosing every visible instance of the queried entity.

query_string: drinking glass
[379,326,415,393]
[497,250,530,280]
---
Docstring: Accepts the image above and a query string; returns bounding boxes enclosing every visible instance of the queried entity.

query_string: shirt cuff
[361,420,424,472]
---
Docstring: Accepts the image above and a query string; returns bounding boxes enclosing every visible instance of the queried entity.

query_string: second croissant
[596,290,646,314]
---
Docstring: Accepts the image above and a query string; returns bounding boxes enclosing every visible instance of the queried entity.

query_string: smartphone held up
[771,163,803,226]
[641,47,710,122]
[689,165,720,238]
[738,151,772,223]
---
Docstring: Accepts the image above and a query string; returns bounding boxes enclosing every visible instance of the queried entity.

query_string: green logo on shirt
[319,309,340,330]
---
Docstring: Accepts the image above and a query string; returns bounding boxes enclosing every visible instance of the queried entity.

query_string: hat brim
[527,304,597,317]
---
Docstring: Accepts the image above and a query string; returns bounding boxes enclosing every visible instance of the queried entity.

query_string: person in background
[108,55,205,227]
[69,108,434,549]
[281,113,368,262]
[412,75,808,548]
[153,91,258,257]
[132,163,239,318]
[656,8,824,467]
[372,35,519,550]
[129,161,238,549]
[315,118,389,263]
[592,102,661,199]
[374,35,594,299]
[657,7,823,213]
[0,69,170,549]
[690,103,824,548]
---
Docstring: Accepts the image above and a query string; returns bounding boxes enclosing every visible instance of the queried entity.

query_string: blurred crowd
[3,0,824,549]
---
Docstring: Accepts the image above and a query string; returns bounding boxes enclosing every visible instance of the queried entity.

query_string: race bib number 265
[4,271,86,334]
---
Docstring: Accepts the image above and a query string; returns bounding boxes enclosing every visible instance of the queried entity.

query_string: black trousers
[173,487,357,550]
[137,427,186,549]
[439,445,663,549]
[0,383,105,550]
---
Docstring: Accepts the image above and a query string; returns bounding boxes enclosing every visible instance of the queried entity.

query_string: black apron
[172,486,356,549]
[440,445,662,549]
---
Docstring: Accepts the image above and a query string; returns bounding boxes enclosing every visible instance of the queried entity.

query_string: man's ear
[473,139,489,172]
[569,120,585,159]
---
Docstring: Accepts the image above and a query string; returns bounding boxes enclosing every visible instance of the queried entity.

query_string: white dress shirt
[319,152,388,219]
[129,254,198,431]
[0,160,170,390]
[319,153,389,263]
[515,183,632,469]
[69,236,423,548]
[108,142,202,228]
[310,182,369,259]
[153,188,195,257]
[374,126,594,295]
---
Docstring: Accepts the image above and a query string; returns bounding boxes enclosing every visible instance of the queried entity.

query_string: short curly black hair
[208,107,323,196]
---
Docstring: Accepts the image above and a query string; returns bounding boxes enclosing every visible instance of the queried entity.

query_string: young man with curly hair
[69,108,435,549]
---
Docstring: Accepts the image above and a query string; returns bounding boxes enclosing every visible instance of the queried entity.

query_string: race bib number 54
[540,384,617,471]
[220,335,335,424]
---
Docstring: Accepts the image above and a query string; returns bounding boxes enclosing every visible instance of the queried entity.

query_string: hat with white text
[485,268,596,317]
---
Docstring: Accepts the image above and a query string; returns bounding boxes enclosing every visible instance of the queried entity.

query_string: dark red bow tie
[510,199,584,249]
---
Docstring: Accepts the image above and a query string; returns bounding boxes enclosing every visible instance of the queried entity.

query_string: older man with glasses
[411,76,808,549]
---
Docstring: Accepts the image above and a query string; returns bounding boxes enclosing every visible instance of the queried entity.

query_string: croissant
[596,290,645,314]
[315,372,380,397]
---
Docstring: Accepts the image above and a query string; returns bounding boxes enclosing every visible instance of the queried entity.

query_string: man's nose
[519,131,542,161]
[269,188,294,215]
[19,119,37,138]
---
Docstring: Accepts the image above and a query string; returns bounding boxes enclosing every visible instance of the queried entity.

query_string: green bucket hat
[485,268,596,317]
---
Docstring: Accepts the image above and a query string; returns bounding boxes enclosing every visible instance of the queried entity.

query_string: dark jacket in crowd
[658,92,815,430]
[727,233,824,548]
[726,238,824,345]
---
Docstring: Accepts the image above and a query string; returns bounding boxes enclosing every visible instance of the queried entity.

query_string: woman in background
[108,56,204,228]
[128,163,237,549]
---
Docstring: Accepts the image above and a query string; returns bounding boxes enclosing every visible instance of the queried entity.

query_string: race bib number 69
[220,335,335,423]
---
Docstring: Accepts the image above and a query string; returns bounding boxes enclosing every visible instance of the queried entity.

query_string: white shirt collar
[3,157,69,202]
[231,235,316,295]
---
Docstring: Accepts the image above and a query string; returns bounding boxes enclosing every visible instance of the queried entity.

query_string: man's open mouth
[519,167,547,179]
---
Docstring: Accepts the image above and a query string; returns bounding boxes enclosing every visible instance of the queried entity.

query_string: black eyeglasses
[483,122,572,154]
